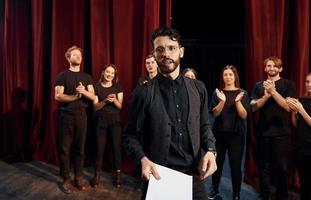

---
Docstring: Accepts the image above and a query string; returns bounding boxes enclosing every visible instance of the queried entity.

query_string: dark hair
[99,64,119,84]
[264,56,282,68]
[151,27,182,46]
[305,72,311,97]
[182,68,198,79]
[219,65,240,89]
[65,45,82,60]
[145,54,155,60]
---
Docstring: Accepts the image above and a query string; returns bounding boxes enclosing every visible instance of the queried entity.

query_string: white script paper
[145,164,192,200]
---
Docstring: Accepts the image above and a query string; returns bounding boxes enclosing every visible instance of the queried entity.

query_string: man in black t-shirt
[250,56,296,200]
[54,45,95,194]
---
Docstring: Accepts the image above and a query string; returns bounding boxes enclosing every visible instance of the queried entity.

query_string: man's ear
[279,67,283,72]
[180,47,185,58]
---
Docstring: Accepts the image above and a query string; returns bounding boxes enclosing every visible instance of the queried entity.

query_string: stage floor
[0,160,141,200]
[0,160,299,200]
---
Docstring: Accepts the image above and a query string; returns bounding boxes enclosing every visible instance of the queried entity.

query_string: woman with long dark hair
[90,64,123,188]
[208,65,248,200]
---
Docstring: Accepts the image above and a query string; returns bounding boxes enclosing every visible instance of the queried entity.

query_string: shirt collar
[158,73,183,86]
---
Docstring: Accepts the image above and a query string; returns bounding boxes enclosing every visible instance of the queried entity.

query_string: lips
[162,59,173,65]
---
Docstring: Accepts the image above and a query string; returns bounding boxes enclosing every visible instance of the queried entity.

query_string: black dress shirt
[158,74,194,172]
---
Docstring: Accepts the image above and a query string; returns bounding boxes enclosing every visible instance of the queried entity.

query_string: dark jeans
[94,116,122,171]
[141,174,208,200]
[297,153,311,200]
[58,110,87,180]
[258,135,291,200]
[212,133,245,196]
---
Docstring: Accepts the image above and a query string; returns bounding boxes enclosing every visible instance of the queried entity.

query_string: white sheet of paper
[145,164,192,200]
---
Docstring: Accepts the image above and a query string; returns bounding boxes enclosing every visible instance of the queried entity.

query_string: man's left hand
[197,151,217,180]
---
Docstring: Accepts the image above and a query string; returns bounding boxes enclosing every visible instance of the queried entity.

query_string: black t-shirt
[296,98,311,155]
[54,70,93,111]
[250,78,296,136]
[94,83,123,116]
[138,75,150,85]
[211,89,249,135]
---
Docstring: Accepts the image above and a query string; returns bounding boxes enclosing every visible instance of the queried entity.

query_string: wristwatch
[207,148,217,157]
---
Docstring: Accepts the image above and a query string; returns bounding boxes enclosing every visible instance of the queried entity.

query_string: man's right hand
[140,157,161,181]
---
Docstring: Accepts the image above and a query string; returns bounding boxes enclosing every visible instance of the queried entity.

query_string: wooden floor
[0,159,300,200]
[0,160,141,200]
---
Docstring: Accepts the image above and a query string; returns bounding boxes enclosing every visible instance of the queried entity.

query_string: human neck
[224,84,238,90]
[161,66,180,80]
[148,71,158,79]
[267,75,281,81]
[101,80,112,87]
[69,64,80,72]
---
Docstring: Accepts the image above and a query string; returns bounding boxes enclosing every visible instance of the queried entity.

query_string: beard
[70,58,81,66]
[157,58,180,74]
[267,71,279,77]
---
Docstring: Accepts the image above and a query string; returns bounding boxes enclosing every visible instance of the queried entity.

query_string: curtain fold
[2,0,309,186]
[1,0,32,161]
[244,0,309,189]
[1,0,171,173]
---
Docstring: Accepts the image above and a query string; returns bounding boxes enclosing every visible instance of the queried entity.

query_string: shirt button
[174,90,177,93]
[178,119,181,123]
[176,104,179,108]
[179,133,182,136]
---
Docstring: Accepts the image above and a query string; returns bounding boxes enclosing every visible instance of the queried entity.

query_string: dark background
[171,0,245,95]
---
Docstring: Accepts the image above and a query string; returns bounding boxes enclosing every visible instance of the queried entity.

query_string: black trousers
[57,110,87,180]
[94,115,122,171]
[212,133,245,197]
[258,135,292,200]
[297,153,311,200]
[141,174,208,200]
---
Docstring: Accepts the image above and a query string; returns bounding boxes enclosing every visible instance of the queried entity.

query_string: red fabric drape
[1,0,32,161]
[1,0,171,172]
[244,0,309,189]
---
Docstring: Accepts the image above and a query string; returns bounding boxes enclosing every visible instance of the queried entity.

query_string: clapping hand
[76,82,85,97]
[286,97,303,112]
[263,80,275,94]
[106,93,116,103]
[215,88,226,102]
[235,91,245,102]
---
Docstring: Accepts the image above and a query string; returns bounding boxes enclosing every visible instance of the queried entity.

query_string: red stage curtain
[1,0,171,173]
[244,0,310,189]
